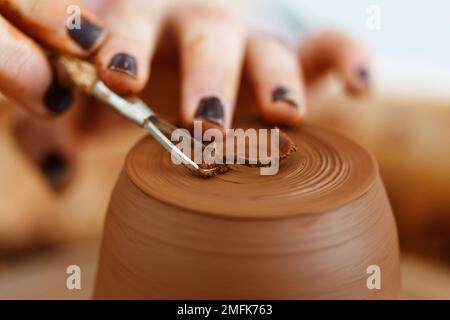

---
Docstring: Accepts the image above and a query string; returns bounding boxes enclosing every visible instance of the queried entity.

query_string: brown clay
[94,123,401,299]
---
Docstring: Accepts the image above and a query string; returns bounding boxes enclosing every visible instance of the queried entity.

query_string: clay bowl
[94,124,401,299]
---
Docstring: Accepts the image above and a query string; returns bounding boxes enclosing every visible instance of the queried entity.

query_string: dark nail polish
[40,152,69,189]
[108,53,138,78]
[195,97,225,127]
[67,16,103,50]
[43,78,73,115]
[272,86,298,108]
[357,66,370,84]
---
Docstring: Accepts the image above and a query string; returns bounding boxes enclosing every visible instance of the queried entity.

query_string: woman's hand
[0,0,167,112]
[0,0,371,189]
[0,0,169,188]
[170,1,371,128]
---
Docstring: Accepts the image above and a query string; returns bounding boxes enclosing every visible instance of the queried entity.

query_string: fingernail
[39,152,70,189]
[357,66,370,84]
[67,16,104,50]
[108,53,138,78]
[195,97,225,127]
[43,78,73,115]
[272,86,298,108]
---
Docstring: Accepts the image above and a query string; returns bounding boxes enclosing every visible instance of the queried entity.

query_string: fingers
[96,0,166,94]
[174,5,246,129]
[299,31,371,95]
[246,34,306,126]
[0,15,74,117]
[0,0,106,56]
[11,106,78,190]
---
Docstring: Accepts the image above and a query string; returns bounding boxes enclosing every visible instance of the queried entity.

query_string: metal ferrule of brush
[91,80,201,172]
[91,81,153,127]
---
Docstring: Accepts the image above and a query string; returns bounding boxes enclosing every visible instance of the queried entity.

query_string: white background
[283,0,450,98]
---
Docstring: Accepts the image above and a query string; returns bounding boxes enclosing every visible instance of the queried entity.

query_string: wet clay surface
[94,123,401,299]
[125,123,378,218]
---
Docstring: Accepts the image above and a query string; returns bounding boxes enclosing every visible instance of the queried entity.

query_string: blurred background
[0,0,449,299]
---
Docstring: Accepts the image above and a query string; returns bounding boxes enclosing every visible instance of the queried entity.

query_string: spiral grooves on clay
[95,124,401,299]
[125,125,378,219]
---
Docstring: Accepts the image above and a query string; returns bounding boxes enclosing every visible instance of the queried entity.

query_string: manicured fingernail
[39,152,70,189]
[108,53,138,78]
[67,16,103,50]
[43,78,73,115]
[272,86,298,108]
[357,66,370,84]
[195,97,225,127]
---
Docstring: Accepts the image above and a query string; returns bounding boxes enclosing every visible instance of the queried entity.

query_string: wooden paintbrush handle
[52,55,98,93]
